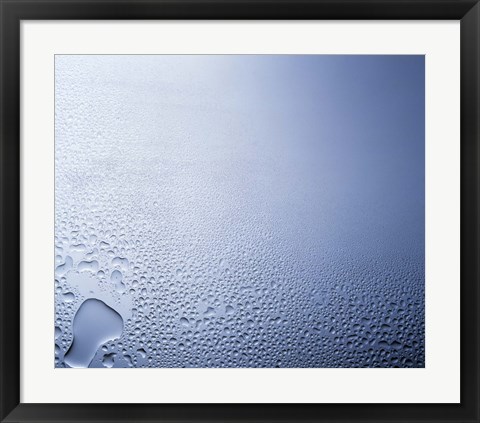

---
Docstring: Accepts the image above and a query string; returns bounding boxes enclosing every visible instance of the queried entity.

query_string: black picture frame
[1,0,479,422]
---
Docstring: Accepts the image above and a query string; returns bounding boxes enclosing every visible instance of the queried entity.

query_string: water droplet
[64,299,123,368]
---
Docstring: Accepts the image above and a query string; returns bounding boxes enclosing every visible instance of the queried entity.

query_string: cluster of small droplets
[54,55,424,368]
[54,214,424,368]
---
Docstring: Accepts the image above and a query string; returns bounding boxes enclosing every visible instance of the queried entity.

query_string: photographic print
[54,55,425,368]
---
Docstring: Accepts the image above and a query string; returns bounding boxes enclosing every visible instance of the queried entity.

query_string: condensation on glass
[54,55,425,368]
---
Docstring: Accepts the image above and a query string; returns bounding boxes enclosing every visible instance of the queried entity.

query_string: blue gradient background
[55,55,425,368]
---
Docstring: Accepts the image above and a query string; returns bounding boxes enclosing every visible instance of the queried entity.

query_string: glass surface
[55,55,425,368]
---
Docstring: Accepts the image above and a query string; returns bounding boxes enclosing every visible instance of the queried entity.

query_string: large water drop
[64,299,123,368]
